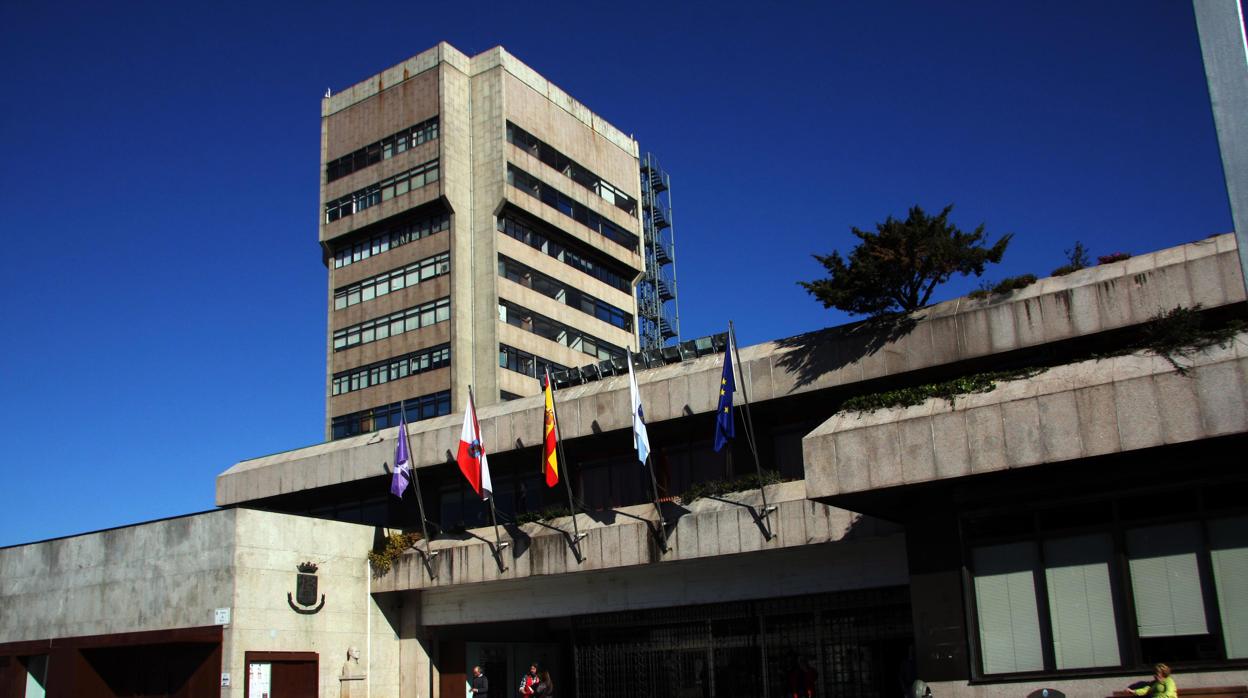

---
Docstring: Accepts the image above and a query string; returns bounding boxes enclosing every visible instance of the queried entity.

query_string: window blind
[1126,523,1208,637]
[1044,533,1121,668]
[1209,516,1248,658]
[973,542,1045,674]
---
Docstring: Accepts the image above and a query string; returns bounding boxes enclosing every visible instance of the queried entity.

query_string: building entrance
[243,652,317,698]
[465,642,561,698]
[570,587,912,698]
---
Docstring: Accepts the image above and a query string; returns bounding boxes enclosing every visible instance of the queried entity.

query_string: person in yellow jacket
[1131,663,1177,698]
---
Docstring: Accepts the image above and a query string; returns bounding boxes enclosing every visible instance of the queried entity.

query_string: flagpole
[653,457,673,554]
[629,349,668,552]
[547,372,587,558]
[643,454,673,551]
[403,420,439,575]
[488,496,508,570]
[470,385,508,571]
[730,320,776,529]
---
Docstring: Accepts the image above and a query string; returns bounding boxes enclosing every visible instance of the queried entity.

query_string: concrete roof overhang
[802,334,1248,516]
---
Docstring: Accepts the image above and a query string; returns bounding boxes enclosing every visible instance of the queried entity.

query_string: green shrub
[1138,305,1245,374]
[1097,252,1131,264]
[990,274,1037,294]
[680,471,787,504]
[367,531,424,575]
[513,505,573,526]
[840,367,1046,414]
[1052,241,1091,276]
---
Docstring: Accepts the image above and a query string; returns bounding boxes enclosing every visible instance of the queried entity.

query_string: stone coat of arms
[287,561,326,614]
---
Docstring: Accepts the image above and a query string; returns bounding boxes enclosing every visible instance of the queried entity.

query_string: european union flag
[713,338,735,452]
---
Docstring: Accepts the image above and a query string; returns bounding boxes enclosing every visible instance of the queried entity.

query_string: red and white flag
[456,391,493,500]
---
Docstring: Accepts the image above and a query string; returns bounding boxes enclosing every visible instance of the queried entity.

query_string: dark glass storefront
[570,587,913,698]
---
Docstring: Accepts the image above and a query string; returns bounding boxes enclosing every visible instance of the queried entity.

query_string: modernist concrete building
[4,233,1246,698]
[320,43,645,441]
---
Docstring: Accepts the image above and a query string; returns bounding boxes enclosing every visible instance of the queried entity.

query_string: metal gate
[572,587,912,698]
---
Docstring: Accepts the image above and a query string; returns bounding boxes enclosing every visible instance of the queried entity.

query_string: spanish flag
[543,370,559,487]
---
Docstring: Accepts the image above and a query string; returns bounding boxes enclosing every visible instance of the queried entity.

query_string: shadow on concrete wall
[774,314,917,390]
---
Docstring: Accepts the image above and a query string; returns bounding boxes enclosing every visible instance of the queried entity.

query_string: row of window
[334,252,450,310]
[326,117,439,182]
[970,513,1248,676]
[499,344,569,382]
[330,390,451,440]
[332,298,449,351]
[497,215,632,293]
[325,159,439,223]
[332,213,449,269]
[498,255,632,331]
[506,165,638,251]
[506,121,637,216]
[498,300,626,363]
[331,344,451,396]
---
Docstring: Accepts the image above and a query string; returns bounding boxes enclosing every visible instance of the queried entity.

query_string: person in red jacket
[519,664,538,697]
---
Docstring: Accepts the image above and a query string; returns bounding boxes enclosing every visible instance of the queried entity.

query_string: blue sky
[0,1,1232,547]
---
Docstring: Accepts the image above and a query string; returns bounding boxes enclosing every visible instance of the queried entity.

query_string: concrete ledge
[416,531,909,625]
[218,235,1243,506]
[803,332,1248,500]
[371,480,900,593]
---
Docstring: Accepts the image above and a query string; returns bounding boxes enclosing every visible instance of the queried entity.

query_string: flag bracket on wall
[571,530,588,562]
[414,545,440,579]
[491,539,510,573]
[756,504,778,541]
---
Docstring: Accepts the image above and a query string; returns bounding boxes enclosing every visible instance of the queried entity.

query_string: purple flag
[390,413,412,497]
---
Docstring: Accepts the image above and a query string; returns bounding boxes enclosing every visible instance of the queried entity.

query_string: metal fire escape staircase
[638,153,679,350]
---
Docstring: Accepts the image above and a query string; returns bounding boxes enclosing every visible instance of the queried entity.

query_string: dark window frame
[960,491,1247,683]
[326,116,439,182]
[505,121,637,216]
[506,165,638,252]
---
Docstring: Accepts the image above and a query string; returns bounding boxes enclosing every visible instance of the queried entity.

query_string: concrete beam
[415,531,908,626]
[371,481,900,595]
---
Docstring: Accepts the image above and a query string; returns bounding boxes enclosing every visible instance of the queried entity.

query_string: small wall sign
[220,673,230,687]
[214,607,231,625]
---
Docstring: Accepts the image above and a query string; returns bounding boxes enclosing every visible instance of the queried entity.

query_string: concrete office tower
[320,44,645,440]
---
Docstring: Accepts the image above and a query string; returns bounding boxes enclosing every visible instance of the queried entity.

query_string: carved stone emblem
[288,561,326,614]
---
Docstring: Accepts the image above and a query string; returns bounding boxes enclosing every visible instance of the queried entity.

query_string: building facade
[321,43,646,441]
[224,234,1245,698]
[3,234,1247,698]
[4,41,1248,698]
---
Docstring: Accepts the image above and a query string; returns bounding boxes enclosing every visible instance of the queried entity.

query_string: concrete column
[1194,0,1248,297]
[399,591,437,698]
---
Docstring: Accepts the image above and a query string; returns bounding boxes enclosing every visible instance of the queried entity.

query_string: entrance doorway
[572,587,912,698]
[465,642,561,698]
[243,652,317,698]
